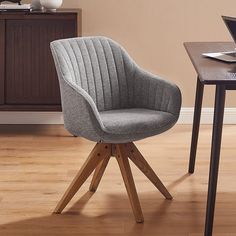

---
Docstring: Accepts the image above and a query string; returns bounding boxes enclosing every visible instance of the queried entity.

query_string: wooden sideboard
[0,9,81,111]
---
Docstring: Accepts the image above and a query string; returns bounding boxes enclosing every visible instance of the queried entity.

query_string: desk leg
[204,84,226,236]
[189,78,204,173]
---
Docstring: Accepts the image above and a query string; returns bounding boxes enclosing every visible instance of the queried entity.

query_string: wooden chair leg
[54,143,112,214]
[126,142,172,200]
[115,144,144,223]
[89,155,110,192]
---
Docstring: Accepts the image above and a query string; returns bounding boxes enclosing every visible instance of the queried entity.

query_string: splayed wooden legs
[54,142,172,223]
[54,143,112,213]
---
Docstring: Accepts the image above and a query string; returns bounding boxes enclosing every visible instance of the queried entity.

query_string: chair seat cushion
[99,108,177,142]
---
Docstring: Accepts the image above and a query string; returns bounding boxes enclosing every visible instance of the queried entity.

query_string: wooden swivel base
[54,142,172,223]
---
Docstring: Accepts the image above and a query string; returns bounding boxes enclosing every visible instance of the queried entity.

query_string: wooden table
[184,42,236,236]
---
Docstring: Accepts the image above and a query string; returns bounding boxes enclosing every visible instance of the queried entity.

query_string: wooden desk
[184,42,236,236]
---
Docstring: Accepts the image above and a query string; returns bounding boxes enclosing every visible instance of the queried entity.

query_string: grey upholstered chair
[50,36,181,223]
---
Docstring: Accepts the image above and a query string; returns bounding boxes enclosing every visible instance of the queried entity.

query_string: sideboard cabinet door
[0,20,4,105]
[5,19,76,105]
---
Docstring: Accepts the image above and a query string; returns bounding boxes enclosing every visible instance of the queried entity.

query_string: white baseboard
[0,112,64,124]
[1,108,236,125]
[178,107,236,124]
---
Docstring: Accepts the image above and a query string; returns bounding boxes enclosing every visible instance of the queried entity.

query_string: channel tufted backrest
[50,36,135,111]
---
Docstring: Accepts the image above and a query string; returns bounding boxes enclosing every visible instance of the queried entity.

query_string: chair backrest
[50,36,135,111]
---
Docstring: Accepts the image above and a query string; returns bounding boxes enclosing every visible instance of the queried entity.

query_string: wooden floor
[0,124,236,236]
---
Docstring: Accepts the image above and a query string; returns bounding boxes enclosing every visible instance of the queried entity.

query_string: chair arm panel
[60,79,106,142]
[133,67,182,116]
[51,43,106,141]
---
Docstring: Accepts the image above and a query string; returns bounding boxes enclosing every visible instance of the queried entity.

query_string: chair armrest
[51,42,107,142]
[132,67,182,116]
[59,78,106,142]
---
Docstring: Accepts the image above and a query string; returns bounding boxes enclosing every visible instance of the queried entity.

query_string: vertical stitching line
[154,82,159,109]
[91,38,105,111]
[84,39,98,106]
[160,85,165,111]
[60,42,77,84]
[121,52,130,106]
[77,39,90,94]
[100,38,113,109]
[108,40,121,108]
[149,79,154,109]
[68,40,82,87]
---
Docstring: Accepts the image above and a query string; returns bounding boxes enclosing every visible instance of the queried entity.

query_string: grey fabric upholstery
[50,36,182,143]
